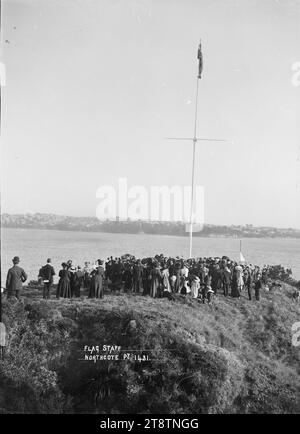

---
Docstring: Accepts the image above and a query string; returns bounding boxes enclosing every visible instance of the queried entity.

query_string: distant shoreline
[2,213,300,238]
[2,225,300,240]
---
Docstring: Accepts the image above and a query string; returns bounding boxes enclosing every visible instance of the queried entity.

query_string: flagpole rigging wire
[194,76,200,139]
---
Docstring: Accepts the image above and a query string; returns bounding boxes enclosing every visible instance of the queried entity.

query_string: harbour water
[1,227,300,284]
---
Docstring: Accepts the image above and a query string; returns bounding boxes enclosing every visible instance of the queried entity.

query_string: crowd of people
[5,254,271,304]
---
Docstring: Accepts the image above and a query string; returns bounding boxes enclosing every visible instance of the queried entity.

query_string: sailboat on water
[239,240,246,263]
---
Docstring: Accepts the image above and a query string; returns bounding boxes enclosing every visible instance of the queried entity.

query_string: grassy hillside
[0,282,299,414]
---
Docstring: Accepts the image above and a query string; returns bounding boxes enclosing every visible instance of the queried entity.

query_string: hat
[12,256,20,263]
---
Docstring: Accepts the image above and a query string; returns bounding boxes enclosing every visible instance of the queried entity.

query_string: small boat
[239,240,246,263]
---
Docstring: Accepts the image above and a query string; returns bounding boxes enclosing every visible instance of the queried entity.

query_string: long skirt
[162,274,171,292]
[170,275,176,292]
[231,281,241,298]
[89,277,104,298]
[174,274,181,293]
[59,278,71,298]
[150,278,160,298]
[142,278,151,296]
[191,283,199,298]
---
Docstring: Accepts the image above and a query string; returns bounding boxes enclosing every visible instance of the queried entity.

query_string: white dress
[161,268,171,292]
[191,278,200,298]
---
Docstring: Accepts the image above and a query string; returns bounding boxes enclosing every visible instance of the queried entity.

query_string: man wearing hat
[6,256,28,299]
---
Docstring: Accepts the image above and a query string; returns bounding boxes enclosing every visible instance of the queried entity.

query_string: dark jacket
[90,266,105,298]
[133,265,143,280]
[222,269,231,284]
[255,280,262,291]
[6,265,28,291]
[40,264,55,283]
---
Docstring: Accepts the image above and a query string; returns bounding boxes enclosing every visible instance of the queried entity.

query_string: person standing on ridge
[6,256,28,299]
[40,258,55,299]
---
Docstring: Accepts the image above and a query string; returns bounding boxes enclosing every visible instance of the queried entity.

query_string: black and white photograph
[0,0,300,418]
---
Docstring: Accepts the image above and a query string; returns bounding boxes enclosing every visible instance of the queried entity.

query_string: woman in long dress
[174,263,181,293]
[191,276,200,298]
[180,262,189,279]
[150,262,162,298]
[161,265,171,293]
[231,265,243,298]
[58,263,71,298]
[169,274,177,292]
[180,262,189,294]
[142,264,151,296]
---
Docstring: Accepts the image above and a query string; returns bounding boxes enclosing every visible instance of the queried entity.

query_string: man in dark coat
[69,266,77,297]
[198,263,206,286]
[245,268,253,300]
[122,263,133,293]
[40,258,55,299]
[211,261,221,294]
[222,266,231,297]
[73,266,84,297]
[89,261,105,298]
[6,256,28,299]
[132,260,143,293]
[255,274,262,301]
[110,258,123,291]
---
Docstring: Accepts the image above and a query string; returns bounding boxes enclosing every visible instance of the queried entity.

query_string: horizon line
[1,212,300,232]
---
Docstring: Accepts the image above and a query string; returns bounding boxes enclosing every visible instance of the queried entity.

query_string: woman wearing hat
[57,263,71,298]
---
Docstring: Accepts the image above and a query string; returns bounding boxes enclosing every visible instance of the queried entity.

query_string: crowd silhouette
[5,254,275,303]
[29,254,271,303]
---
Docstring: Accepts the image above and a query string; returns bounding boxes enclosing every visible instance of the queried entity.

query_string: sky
[1,0,300,228]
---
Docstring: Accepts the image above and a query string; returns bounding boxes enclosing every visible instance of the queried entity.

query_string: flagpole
[165,41,227,259]
[189,77,200,258]
[0,0,4,360]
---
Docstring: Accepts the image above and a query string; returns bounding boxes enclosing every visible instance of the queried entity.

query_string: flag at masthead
[198,42,203,79]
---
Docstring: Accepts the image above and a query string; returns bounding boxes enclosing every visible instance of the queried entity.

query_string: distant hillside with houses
[1,213,300,238]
